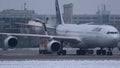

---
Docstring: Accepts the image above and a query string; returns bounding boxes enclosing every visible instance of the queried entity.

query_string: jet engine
[47,40,62,52]
[3,36,18,50]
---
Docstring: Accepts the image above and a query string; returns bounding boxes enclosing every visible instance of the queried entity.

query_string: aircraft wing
[0,33,80,43]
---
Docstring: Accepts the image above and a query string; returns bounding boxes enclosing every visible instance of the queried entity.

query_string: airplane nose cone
[111,34,120,43]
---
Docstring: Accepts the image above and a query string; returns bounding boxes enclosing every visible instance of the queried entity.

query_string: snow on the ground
[0,60,120,68]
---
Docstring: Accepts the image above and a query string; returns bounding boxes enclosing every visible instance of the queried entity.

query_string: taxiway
[0,48,120,60]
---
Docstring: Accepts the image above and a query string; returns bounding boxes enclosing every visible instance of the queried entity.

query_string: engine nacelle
[3,36,18,50]
[47,40,62,52]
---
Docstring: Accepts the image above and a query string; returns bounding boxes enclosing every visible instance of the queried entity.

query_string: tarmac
[0,48,120,61]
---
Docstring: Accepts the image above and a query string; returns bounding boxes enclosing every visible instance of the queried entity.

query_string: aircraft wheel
[39,50,42,54]
[76,50,86,55]
[39,50,46,54]
[107,48,113,56]
[62,50,66,55]
[96,50,106,55]
[96,50,101,55]
[85,50,94,55]
[39,50,52,54]
[57,50,66,55]
[110,52,113,55]
[39,50,44,54]
[57,52,61,55]
[102,50,106,55]
[107,52,113,56]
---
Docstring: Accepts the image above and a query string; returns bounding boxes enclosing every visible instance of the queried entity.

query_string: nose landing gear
[107,48,113,56]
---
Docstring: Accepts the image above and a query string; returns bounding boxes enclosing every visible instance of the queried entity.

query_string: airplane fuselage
[56,24,120,48]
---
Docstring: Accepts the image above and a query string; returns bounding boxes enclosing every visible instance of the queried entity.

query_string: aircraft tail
[55,0,64,25]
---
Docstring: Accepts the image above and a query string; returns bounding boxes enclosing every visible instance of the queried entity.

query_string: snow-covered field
[0,60,120,68]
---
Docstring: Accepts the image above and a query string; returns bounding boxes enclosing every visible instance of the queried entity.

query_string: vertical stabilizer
[55,0,64,25]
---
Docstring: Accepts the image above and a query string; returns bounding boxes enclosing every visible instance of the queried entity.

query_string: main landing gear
[76,48,113,56]
[76,49,94,55]
[57,50,66,55]
[96,48,106,55]
[76,49,86,55]
[96,48,113,56]
[39,49,67,55]
[39,50,52,54]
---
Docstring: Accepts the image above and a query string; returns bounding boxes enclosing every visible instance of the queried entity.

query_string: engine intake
[47,40,62,52]
[4,36,18,49]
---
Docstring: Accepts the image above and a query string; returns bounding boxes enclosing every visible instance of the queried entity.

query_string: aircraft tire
[107,52,113,56]
[96,50,101,55]
[39,50,52,54]
[102,50,106,55]
[57,50,66,55]
[76,50,86,55]
[39,50,46,54]
[96,50,106,55]
[62,50,66,55]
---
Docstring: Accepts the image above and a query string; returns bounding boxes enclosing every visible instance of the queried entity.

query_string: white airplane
[0,0,120,56]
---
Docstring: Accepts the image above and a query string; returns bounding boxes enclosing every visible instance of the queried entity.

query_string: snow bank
[0,60,120,68]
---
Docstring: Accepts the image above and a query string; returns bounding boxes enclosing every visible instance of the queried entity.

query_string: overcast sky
[0,0,120,15]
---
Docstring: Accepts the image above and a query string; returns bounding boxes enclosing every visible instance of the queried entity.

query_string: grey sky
[0,0,120,14]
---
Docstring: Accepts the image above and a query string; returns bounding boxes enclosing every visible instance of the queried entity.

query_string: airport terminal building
[0,8,120,33]
[0,8,120,25]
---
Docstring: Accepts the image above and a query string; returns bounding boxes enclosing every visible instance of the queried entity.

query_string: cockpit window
[107,32,118,34]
